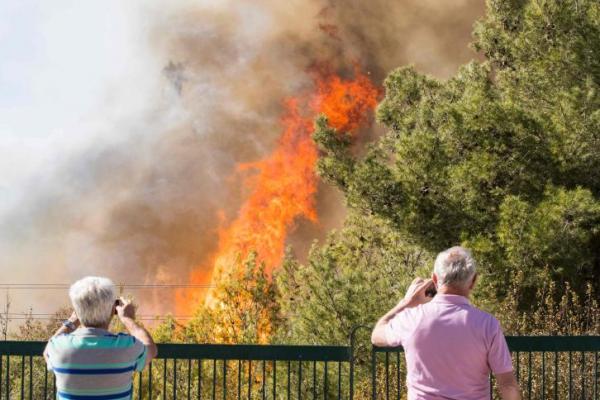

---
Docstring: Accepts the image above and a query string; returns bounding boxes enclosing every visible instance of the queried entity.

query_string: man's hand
[116,298,136,320]
[403,278,435,308]
[496,371,521,400]
[115,297,158,368]
[67,311,80,327]
[371,277,434,346]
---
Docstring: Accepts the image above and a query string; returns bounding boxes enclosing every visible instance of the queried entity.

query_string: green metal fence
[371,336,600,400]
[0,336,599,399]
[0,342,352,400]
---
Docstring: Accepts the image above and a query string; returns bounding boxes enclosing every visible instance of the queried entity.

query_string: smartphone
[425,284,437,298]
[114,299,122,314]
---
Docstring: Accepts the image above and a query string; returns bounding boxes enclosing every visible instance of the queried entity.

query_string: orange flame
[178,68,378,312]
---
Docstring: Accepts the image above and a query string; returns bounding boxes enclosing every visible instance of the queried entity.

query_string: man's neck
[437,286,470,297]
[80,323,110,330]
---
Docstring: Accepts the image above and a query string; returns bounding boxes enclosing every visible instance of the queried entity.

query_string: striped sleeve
[132,338,148,372]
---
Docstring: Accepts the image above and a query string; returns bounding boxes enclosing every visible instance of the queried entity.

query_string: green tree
[314,0,600,307]
[276,213,431,345]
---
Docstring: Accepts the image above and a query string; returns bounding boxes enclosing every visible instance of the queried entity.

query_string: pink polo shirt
[385,294,513,400]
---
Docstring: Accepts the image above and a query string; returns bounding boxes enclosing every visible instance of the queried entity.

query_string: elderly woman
[44,276,157,399]
[371,246,521,400]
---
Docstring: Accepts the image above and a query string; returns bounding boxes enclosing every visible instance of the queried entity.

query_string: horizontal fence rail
[372,336,600,400]
[0,336,599,399]
[0,342,352,400]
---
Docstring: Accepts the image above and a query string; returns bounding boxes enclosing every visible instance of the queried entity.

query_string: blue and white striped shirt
[46,328,148,400]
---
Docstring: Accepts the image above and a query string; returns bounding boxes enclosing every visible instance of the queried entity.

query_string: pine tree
[313,0,600,307]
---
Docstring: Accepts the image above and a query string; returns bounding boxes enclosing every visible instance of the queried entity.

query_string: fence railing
[0,341,352,400]
[371,336,600,400]
[0,336,599,399]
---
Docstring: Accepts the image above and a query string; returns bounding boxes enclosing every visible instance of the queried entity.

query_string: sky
[0,0,159,215]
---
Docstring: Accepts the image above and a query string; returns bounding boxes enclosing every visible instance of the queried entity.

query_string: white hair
[69,276,116,327]
[433,246,476,288]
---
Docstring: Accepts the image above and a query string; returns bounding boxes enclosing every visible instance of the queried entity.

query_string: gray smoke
[0,0,484,320]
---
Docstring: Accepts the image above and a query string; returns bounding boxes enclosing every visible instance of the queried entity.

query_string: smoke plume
[0,0,484,319]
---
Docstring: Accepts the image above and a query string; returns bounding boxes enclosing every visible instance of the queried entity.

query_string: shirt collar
[431,293,470,305]
[71,327,112,336]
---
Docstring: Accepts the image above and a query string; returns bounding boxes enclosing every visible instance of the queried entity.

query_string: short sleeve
[385,308,417,347]
[487,318,513,374]
[133,339,149,372]
[44,338,56,371]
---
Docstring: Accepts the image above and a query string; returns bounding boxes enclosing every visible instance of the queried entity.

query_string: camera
[113,299,122,314]
[425,285,437,298]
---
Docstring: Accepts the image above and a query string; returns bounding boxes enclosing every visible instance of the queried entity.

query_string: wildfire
[177,68,378,313]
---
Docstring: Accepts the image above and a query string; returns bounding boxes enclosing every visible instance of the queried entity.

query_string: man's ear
[432,273,438,287]
[469,273,478,290]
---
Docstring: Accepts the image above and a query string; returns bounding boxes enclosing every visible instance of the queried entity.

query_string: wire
[4,313,193,318]
[0,284,214,290]
[2,316,194,321]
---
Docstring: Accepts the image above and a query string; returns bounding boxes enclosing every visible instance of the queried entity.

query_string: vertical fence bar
[541,351,545,400]
[223,359,227,400]
[198,360,202,400]
[162,359,167,400]
[337,362,341,400]
[385,352,389,400]
[248,360,252,400]
[149,362,153,400]
[188,358,192,400]
[0,354,3,398]
[28,355,32,400]
[173,358,178,399]
[581,352,586,399]
[138,370,142,399]
[44,362,48,400]
[287,361,291,400]
[594,352,597,400]
[273,361,277,400]
[212,359,217,400]
[371,349,376,400]
[527,352,532,400]
[569,351,572,400]
[20,355,24,399]
[312,361,316,400]
[554,352,558,400]
[323,362,328,400]
[298,361,302,400]
[516,351,520,383]
[237,360,242,400]
[262,360,266,400]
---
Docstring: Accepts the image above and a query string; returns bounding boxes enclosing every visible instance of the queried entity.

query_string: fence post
[349,325,371,400]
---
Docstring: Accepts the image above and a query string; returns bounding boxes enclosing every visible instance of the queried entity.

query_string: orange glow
[177,68,378,314]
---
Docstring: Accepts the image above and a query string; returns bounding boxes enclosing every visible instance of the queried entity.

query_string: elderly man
[372,246,520,400]
[44,276,158,399]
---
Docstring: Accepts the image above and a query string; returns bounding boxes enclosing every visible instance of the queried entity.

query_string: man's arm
[44,312,79,363]
[371,299,410,346]
[371,278,433,347]
[116,299,158,367]
[496,371,521,400]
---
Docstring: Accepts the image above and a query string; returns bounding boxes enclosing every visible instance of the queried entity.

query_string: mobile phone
[114,299,122,314]
[425,285,437,298]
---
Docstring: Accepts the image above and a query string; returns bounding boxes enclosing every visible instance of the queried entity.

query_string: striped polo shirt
[46,327,148,400]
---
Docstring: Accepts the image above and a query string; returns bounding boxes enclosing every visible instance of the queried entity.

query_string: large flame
[177,68,378,312]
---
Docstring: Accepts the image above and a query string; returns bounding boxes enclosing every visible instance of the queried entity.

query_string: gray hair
[433,246,476,288]
[69,276,116,327]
